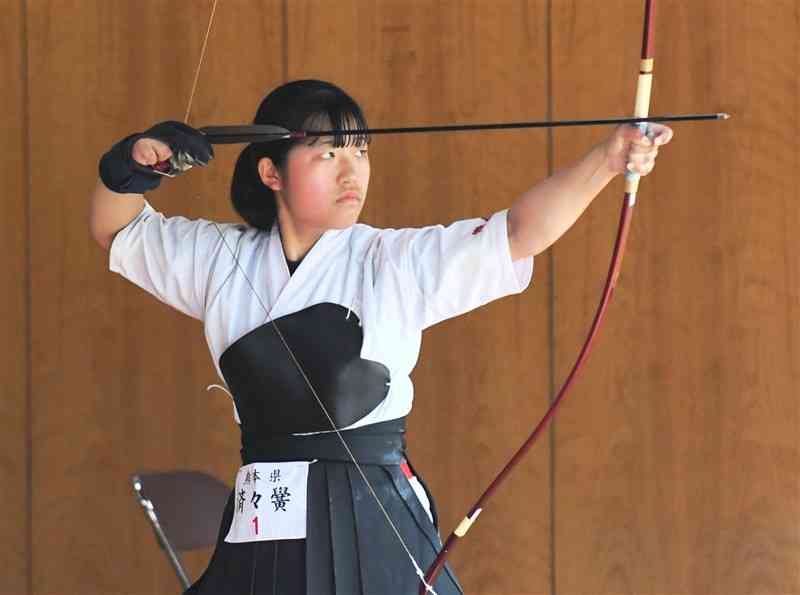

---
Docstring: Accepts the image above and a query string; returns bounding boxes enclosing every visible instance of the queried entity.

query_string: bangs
[251,80,370,158]
[302,100,370,148]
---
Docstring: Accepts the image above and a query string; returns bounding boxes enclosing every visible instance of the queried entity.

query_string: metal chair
[131,470,230,590]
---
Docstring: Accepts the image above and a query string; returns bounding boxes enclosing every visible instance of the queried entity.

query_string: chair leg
[132,475,193,590]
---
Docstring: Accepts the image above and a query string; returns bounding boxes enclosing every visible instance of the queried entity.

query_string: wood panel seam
[545,1,557,594]
[20,0,33,593]
[281,0,289,83]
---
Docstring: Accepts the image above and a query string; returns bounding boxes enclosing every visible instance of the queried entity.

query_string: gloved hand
[98,121,214,194]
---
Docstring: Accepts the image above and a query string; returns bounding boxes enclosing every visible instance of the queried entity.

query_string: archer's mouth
[336,191,361,203]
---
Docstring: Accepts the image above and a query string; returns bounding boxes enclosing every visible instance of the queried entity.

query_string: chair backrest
[132,470,230,550]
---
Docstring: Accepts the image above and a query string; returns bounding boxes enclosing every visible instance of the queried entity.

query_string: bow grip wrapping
[624,57,654,200]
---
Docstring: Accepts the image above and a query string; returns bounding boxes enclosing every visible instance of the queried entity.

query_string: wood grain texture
[25,1,282,593]
[285,2,552,593]
[0,0,29,593]
[551,1,800,594]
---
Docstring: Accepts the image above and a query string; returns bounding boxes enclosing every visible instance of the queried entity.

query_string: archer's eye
[321,151,335,160]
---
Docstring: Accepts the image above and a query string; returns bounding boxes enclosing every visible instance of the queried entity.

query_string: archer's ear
[257,157,283,191]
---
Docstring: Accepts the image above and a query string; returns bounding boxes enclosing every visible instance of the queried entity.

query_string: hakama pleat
[186,460,462,595]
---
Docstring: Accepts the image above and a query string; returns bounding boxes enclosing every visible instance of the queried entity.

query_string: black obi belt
[187,304,463,595]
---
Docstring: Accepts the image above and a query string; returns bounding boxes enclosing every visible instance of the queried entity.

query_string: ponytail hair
[230,80,370,231]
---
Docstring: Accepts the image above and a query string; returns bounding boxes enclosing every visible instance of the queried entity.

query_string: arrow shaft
[199,113,727,144]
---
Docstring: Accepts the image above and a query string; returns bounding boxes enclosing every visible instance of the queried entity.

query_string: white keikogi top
[110,202,534,428]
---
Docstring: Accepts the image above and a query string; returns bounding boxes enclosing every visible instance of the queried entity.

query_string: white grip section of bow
[625,57,654,205]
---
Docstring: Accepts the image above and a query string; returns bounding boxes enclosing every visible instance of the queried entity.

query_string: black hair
[230,80,370,231]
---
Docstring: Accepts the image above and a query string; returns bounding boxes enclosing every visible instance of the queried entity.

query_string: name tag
[224,461,310,543]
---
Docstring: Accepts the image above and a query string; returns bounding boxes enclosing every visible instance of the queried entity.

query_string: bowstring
[183,0,219,125]
[183,3,436,591]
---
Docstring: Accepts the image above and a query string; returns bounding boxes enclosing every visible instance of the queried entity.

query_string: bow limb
[182,3,437,593]
[418,2,657,592]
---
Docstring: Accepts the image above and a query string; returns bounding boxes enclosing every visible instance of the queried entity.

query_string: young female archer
[89,79,672,594]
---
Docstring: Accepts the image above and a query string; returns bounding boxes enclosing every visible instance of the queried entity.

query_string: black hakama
[185,305,462,595]
[185,422,462,595]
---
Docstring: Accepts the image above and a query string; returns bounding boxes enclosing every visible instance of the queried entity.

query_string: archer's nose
[338,155,358,183]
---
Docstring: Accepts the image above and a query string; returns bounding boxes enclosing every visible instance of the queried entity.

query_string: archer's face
[280,139,370,231]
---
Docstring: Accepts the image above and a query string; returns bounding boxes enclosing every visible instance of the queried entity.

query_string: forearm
[88,178,145,251]
[90,124,187,251]
[507,142,617,259]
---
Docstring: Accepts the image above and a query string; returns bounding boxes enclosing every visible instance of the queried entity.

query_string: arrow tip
[718,112,732,120]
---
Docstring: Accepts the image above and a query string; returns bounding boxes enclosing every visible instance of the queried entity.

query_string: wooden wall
[2,0,30,593]
[2,1,798,594]
[551,2,799,594]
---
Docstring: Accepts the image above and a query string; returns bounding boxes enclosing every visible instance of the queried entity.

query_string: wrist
[592,139,620,182]
[98,133,162,194]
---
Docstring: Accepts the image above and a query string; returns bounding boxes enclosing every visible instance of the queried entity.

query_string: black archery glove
[98,121,214,194]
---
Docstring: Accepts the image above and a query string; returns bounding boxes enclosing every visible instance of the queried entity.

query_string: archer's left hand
[604,123,674,177]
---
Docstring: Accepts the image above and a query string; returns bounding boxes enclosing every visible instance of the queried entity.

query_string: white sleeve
[380,209,534,330]
[109,201,227,320]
